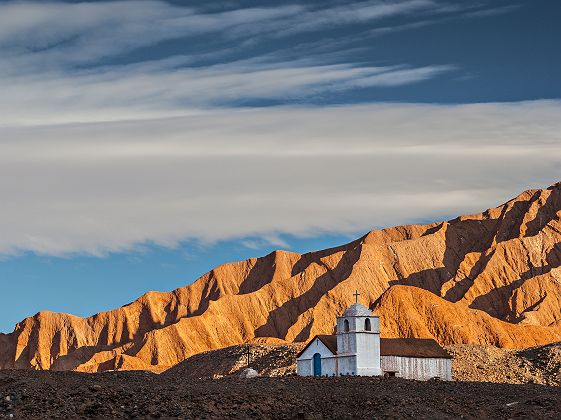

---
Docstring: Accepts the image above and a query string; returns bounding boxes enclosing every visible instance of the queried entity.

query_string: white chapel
[296,291,452,381]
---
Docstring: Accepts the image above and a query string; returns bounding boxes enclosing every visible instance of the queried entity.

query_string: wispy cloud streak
[0,60,458,125]
[0,0,445,69]
[0,0,467,125]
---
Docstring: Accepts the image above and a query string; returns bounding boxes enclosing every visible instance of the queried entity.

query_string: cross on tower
[353,289,360,303]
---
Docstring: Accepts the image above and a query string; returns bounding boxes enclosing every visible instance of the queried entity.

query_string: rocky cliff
[1,182,561,372]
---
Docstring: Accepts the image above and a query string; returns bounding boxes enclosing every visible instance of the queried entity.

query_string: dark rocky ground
[1,369,561,419]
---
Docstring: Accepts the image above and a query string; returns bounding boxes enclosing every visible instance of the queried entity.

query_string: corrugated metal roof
[380,338,452,359]
[297,335,451,359]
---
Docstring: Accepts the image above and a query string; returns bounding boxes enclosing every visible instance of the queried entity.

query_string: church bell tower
[335,290,382,376]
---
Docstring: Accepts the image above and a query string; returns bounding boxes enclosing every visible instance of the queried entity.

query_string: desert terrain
[1,369,561,419]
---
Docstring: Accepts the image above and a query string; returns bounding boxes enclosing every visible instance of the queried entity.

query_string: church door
[313,353,322,376]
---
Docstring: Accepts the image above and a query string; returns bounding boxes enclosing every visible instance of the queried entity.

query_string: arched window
[344,319,349,332]
[365,318,371,331]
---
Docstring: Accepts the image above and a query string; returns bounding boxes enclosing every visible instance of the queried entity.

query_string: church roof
[297,335,452,359]
[380,338,452,359]
[343,303,372,317]
[296,335,337,358]
[316,335,338,354]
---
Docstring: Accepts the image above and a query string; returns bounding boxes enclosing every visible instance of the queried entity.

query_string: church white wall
[321,357,338,376]
[297,355,338,377]
[296,338,337,377]
[381,356,452,381]
[336,331,355,355]
[336,355,356,376]
[355,332,381,375]
[297,359,312,377]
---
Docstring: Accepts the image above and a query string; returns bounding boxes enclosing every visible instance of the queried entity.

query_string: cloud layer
[1,1,556,256]
[1,101,560,256]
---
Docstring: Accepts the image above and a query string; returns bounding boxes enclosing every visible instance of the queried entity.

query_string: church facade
[296,297,452,381]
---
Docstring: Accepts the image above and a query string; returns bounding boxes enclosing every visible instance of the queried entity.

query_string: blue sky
[0,0,560,332]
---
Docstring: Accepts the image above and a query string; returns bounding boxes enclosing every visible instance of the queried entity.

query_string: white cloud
[0,101,560,256]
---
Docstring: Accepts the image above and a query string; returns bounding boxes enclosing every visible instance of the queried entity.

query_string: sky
[0,0,560,333]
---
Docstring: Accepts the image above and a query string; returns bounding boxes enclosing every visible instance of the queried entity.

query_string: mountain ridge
[1,182,561,372]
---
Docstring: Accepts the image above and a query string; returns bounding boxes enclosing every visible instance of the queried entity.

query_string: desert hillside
[165,343,305,379]
[1,182,561,372]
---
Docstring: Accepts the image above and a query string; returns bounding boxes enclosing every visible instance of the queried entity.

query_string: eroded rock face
[1,182,561,372]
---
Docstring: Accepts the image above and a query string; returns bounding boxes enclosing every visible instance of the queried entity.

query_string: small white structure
[296,292,452,380]
[239,367,258,378]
